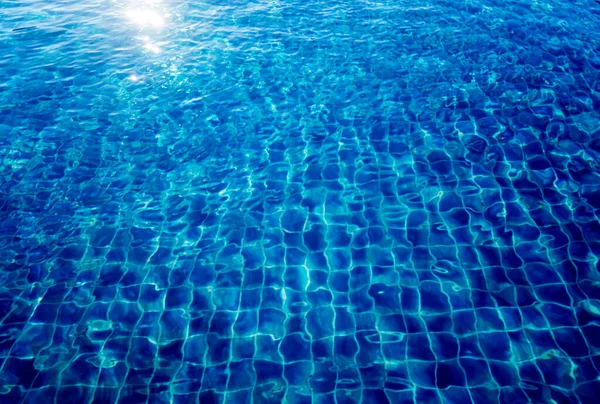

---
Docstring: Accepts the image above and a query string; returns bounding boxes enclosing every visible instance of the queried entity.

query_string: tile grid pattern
[0,0,600,403]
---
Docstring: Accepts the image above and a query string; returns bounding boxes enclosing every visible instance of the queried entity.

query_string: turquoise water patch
[1,0,600,403]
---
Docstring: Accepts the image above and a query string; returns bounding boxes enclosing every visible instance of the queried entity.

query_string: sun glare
[124,8,165,28]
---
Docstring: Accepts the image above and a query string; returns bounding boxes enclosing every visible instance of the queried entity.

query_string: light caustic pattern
[0,0,600,403]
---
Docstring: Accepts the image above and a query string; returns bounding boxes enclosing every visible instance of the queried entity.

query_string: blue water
[1,0,600,403]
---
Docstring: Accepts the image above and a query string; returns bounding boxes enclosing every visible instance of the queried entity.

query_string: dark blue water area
[1,0,600,403]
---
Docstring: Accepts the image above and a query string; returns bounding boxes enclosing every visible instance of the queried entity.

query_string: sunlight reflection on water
[124,8,165,28]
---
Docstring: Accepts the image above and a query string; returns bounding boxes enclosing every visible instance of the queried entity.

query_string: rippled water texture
[1,0,600,403]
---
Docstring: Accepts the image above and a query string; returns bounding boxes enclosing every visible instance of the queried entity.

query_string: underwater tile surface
[1,0,600,403]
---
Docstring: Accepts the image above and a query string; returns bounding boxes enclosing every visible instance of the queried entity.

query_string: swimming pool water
[1,0,600,403]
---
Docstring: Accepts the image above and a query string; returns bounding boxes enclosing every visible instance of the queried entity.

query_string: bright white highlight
[125,9,165,28]
[144,42,161,53]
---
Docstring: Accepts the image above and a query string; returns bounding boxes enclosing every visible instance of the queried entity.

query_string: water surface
[1,0,600,403]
